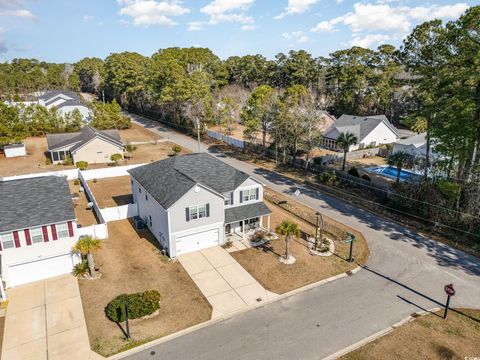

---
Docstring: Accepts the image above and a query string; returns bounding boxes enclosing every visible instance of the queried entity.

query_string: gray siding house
[128,153,271,257]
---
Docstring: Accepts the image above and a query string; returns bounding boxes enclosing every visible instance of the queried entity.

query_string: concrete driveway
[178,246,277,317]
[2,275,99,360]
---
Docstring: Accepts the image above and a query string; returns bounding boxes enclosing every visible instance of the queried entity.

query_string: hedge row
[106,290,160,323]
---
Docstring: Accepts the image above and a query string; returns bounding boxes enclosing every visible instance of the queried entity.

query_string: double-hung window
[56,223,69,239]
[30,227,43,244]
[242,188,258,203]
[186,204,210,221]
[224,192,234,206]
[0,232,14,249]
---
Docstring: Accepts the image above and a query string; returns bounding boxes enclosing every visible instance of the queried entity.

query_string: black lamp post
[125,301,131,339]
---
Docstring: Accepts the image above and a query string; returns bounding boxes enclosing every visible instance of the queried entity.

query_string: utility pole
[196,118,201,153]
[102,89,105,104]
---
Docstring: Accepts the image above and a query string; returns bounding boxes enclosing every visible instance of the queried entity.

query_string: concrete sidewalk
[178,246,278,317]
[1,275,99,360]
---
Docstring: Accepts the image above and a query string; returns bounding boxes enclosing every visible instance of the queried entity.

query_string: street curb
[105,266,362,359]
[321,307,442,360]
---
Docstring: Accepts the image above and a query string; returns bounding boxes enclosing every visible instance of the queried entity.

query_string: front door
[225,224,231,234]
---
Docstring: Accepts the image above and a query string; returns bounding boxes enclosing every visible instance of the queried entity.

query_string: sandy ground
[79,220,212,357]
[120,124,162,143]
[342,309,480,360]
[87,176,132,208]
[232,197,369,294]
[69,180,99,227]
[0,137,75,177]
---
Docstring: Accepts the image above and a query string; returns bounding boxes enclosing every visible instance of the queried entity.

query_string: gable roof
[55,99,89,110]
[324,114,399,142]
[38,90,80,102]
[128,153,251,209]
[0,176,76,232]
[47,126,123,152]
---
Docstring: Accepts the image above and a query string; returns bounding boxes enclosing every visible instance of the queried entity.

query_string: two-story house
[128,153,272,257]
[0,176,80,290]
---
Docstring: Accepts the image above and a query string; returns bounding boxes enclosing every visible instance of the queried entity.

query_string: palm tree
[388,151,411,184]
[336,132,358,171]
[72,236,102,277]
[276,220,299,262]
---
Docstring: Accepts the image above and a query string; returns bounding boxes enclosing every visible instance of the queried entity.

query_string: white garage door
[8,253,76,287]
[176,228,219,255]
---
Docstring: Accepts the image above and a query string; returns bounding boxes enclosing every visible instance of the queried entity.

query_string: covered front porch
[224,202,274,248]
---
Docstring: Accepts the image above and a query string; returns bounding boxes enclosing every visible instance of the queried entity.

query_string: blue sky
[0,0,476,62]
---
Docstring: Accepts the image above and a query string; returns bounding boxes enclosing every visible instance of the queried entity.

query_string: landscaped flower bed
[106,290,161,323]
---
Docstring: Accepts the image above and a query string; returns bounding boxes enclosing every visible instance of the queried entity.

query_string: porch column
[242,221,245,239]
[267,215,271,231]
[0,278,6,301]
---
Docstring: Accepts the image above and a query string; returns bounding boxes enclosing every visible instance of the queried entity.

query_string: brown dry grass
[342,309,480,360]
[231,197,369,294]
[87,176,132,208]
[121,141,190,166]
[119,124,162,143]
[0,137,75,176]
[79,220,212,357]
[68,180,99,227]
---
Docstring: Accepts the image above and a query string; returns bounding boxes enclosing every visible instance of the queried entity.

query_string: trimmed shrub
[317,171,336,185]
[63,155,73,166]
[72,260,89,277]
[73,178,80,185]
[171,144,182,156]
[45,157,52,165]
[76,161,89,170]
[106,290,160,323]
[348,166,360,177]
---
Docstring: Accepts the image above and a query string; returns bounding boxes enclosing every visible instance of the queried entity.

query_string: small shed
[4,143,26,158]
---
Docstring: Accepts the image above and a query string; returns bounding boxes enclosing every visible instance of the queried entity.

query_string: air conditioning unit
[134,216,145,230]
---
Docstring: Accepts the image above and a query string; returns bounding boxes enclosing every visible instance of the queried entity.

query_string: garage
[7,253,77,287]
[176,228,219,256]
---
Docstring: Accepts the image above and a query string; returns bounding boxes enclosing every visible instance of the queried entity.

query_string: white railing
[77,223,109,239]
[100,203,138,222]
[0,168,79,181]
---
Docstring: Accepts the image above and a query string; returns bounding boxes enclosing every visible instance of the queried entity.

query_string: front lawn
[78,219,212,357]
[341,309,480,360]
[231,191,369,294]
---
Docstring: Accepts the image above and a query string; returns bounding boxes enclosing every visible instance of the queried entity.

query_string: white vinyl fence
[0,168,79,181]
[100,203,138,222]
[81,164,145,180]
[78,171,105,224]
[77,223,109,239]
[206,129,245,149]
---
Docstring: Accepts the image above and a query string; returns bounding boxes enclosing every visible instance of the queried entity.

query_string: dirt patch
[87,176,132,208]
[341,309,480,360]
[79,220,212,357]
[0,315,4,355]
[0,137,75,177]
[231,197,369,294]
[119,124,162,143]
[69,180,99,227]
[121,141,190,166]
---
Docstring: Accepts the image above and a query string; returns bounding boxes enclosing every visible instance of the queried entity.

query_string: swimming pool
[367,166,419,181]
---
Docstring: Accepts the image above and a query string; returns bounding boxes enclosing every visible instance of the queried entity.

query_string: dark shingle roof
[46,126,123,151]
[38,90,80,101]
[0,176,76,232]
[225,202,271,223]
[55,99,88,110]
[128,153,251,209]
[324,114,399,141]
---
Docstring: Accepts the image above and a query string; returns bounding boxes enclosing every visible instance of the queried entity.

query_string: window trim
[56,223,69,239]
[30,227,44,244]
[241,188,259,203]
[0,232,14,250]
[186,203,210,221]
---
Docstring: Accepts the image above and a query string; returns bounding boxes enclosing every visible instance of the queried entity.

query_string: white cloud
[188,21,204,31]
[117,0,190,26]
[83,15,94,22]
[350,33,390,48]
[201,0,255,24]
[2,9,37,20]
[282,31,309,43]
[276,0,319,19]
[310,2,469,49]
[241,25,255,30]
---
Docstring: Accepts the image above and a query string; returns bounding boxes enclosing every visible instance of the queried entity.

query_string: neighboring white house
[46,125,124,164]
[321,114,399,151]
[38,90,91,121]
[3,143,26,158]
[128,153,272,258]
[0,176,80,291]
[393,132,438,158]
